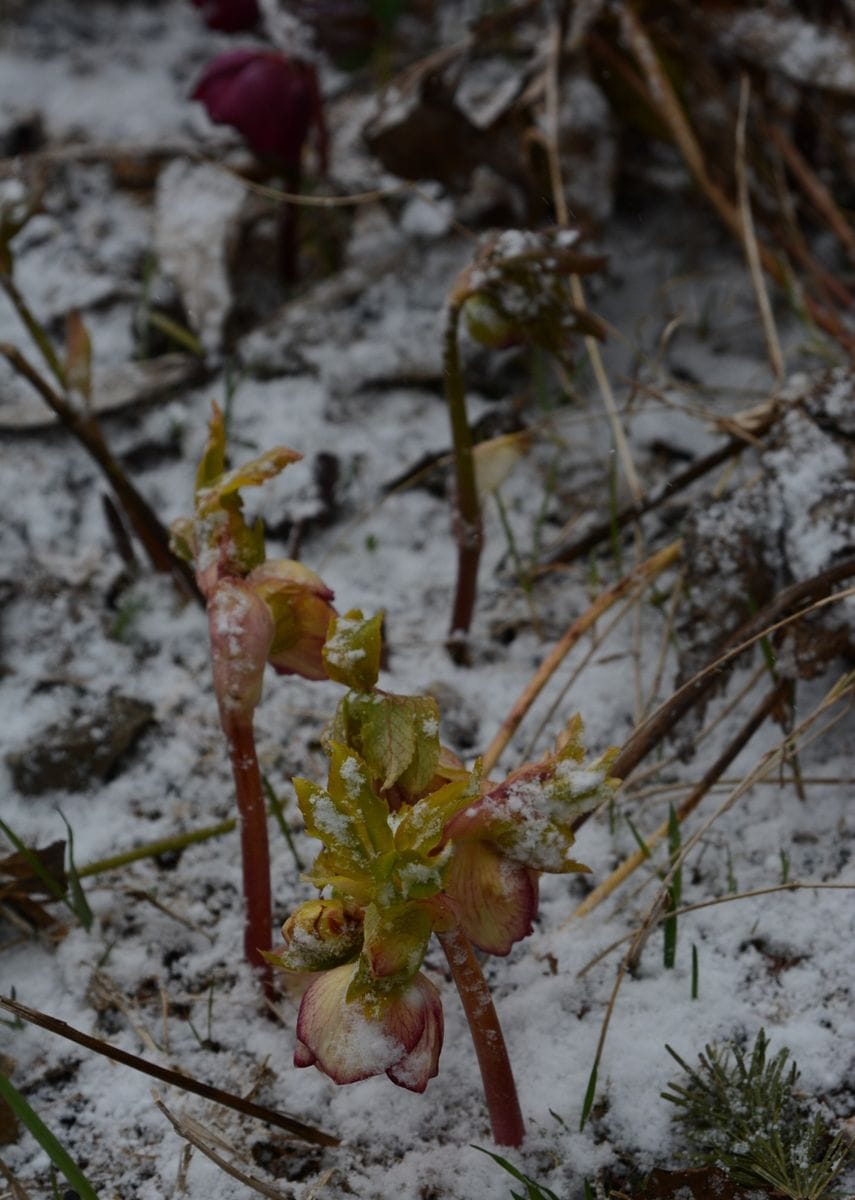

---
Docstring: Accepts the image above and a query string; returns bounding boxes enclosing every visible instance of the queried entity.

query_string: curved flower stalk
[172,404,336,991]
[270,614,619,1144]
[443,228,606,664]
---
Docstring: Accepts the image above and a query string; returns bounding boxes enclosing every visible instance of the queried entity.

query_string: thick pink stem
[437,926,525,1146]
[223,715,274,999]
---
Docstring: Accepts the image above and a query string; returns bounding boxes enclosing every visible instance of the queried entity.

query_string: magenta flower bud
[191,49,327,172]
[190,0,260,31]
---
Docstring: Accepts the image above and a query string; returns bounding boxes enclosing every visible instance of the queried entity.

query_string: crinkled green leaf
[341,691,440,795]
[327,742,393,857]
[322,610,383,692]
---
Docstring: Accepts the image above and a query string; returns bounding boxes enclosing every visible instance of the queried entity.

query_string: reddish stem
[443,302,483,665]
[222,714,274,999]
[437,926,525,1146]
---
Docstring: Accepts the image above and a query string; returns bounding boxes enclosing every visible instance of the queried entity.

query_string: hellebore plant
[171,405,336,993]
[443,227,605,663]
[269,612,619,1145]
[191,48,328,280]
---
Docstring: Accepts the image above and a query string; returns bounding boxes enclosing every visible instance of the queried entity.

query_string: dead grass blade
[543,15,643,507]
[614,3,855,355]
[482,539,682,773]
[570,678,788,921]
[0,996,339,1148]
[769,124,855,270]
[0,1158,34,1200]
[576,669,853,1104]
[735,74,785,383]
[154,1096,295,1199]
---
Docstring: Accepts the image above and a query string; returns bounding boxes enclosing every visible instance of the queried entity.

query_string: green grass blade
[0,1070,101,1200]
[56,809,94,931]
[580,1057,599,1131]
[0,817,78,925]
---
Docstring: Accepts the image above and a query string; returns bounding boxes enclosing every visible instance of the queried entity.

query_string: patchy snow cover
[0,3,853,1199]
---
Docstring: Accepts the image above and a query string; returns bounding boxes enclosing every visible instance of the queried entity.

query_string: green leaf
[56,808,94,932]
[580,1057,599,1131]
[343,691,440,795]
[322,610,383,692]
[0,1070,101,1200]
[393,777,472,857]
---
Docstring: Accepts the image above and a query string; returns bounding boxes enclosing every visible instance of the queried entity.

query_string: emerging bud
[190,0,260,31]
[248,560,336,682]
[208,578,274,722]
[295,963,443,1092]
[191,49,327,173]
[275,899,363,972]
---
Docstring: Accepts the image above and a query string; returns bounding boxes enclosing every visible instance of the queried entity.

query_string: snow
[1,3,853,1199]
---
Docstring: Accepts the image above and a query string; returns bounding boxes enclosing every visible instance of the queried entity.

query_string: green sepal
[393,776,475,857]
[322,610,383,692]
[360,901,432,983]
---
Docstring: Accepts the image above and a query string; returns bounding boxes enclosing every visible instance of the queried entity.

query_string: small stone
[6,694,155,796]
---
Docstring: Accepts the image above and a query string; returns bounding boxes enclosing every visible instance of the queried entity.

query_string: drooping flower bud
[446,716,618,873]
[457,227,606,355]
[190,0,260,31]
[207,577,274,722]
[191,49,327,173]
[247,560,336,681]
[275,899,363,972]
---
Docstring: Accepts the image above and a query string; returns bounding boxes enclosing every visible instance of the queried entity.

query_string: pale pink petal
[444,840,538,955]
[293,1039,316,1068]
[386,975,443,1093]
[296,965,420,1085]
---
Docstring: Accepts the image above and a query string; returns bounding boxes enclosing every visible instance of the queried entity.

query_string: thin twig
[154,1097,295,1200]
[482,540,682,773]
[537,436,751,570]
[0,341,200,603]
[0,996,339,1147]
[607,564,855,786]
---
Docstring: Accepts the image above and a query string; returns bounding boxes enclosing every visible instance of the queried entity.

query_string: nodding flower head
[294,963,443,1092]
[190,0,260,32]
[191,49,327,173]
[457,227,607,354]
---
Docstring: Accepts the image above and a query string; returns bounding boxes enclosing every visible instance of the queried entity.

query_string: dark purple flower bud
[191,49,327,172]
[190,0,261,32]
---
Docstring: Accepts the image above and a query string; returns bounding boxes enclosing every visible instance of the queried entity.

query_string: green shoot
[474,1147,561,1200]
[663,803,682,969]
[261,774,304,871]
[0,817,91,931]
[663,1030,853,1200]
[0,1069,102,1200]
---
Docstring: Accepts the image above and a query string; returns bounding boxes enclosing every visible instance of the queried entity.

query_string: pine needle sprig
[662,1031,852,1200]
